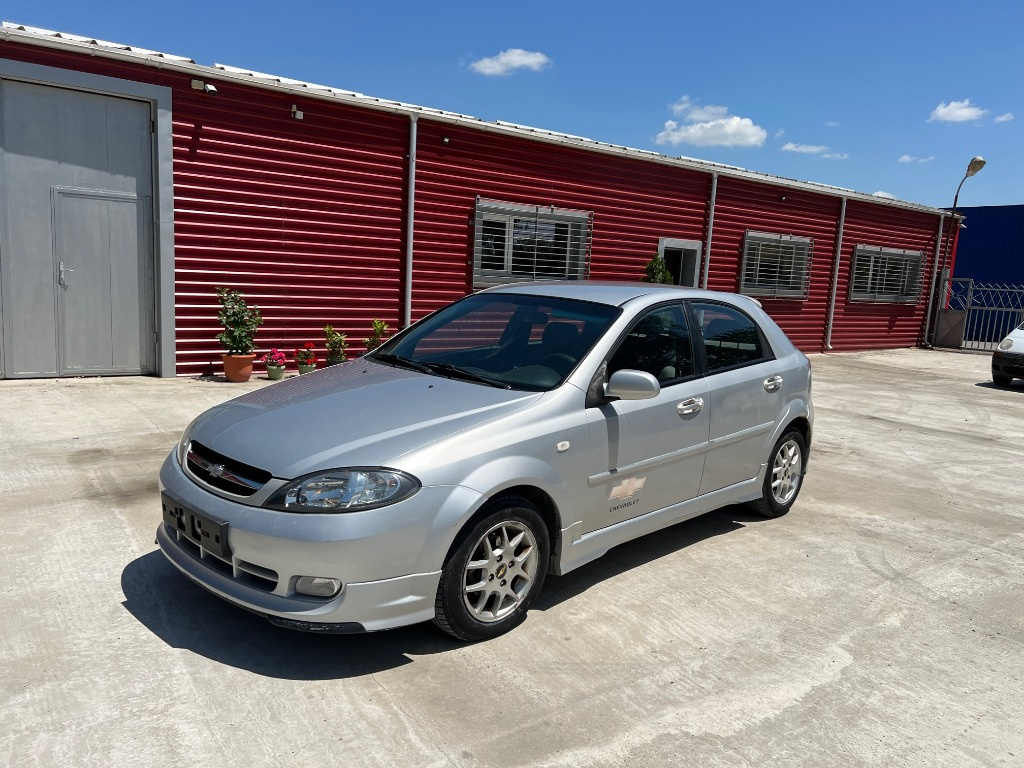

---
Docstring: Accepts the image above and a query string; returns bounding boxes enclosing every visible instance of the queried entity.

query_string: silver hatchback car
[158,282,813,640]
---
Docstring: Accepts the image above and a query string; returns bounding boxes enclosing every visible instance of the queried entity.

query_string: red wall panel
[708,178,840,353]
[411,121,710,321]
[829,201,942,351]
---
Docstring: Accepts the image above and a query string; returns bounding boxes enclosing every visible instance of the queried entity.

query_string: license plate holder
[161,492,231,559]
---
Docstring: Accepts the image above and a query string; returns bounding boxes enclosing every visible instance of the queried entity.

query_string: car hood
[188,360,541,478]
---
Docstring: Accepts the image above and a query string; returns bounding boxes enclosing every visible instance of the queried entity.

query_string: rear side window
[691,302,771,373]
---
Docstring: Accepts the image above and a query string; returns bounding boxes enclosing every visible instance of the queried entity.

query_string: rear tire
[749,430,807,518]
[993,373,1012,386]
[433,496,549,641]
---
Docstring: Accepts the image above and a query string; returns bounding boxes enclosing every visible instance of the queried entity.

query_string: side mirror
[604,369,660,400]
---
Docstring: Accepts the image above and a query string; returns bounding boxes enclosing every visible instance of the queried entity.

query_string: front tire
[749,430,807,518]
[434,497,549,641]
[993,373,1012,386]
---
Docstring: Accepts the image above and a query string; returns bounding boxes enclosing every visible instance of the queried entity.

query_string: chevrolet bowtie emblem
[609,476,646,501]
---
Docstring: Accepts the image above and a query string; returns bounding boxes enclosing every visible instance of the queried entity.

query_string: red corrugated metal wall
[170,86,407,375]
[411,121,710,321]
[0,42,409,377]
[708,178,840,352]
[829,201,941,351]
[1,39,949,371]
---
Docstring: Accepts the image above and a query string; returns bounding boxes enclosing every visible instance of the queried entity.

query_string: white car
[992,320,1024,386]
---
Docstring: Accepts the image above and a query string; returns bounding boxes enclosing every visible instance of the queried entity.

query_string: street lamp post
[927,155,986,345]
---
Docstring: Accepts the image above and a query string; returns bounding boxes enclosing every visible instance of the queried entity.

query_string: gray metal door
[0,79,154,377]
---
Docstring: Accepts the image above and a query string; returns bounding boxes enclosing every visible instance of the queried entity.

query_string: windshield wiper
[371,353,434,375]
[422,362,511,389]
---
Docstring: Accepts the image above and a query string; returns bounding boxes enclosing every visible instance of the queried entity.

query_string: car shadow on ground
[976,380,1023,390]
[121,505,761,680]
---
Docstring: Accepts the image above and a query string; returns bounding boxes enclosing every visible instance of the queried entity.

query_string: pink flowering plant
[260,348,287,368]
[294,342,318,366]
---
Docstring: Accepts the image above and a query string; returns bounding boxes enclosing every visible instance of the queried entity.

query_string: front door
[584,302,710,533]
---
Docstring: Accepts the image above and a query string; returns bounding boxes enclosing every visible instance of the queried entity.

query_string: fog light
[295,576,342,598]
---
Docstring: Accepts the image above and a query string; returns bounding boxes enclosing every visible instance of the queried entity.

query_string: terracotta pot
[222,353,257,382]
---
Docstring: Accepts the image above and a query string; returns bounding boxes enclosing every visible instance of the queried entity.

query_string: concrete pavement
[1,350,1022,767]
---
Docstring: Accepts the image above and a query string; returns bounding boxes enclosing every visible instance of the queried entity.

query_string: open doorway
[659,238,703,287]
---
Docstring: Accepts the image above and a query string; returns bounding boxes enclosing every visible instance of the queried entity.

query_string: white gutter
[923,213,948,346]
[403,115,418,329]
[701,172,718,289]
[824,196,847,350]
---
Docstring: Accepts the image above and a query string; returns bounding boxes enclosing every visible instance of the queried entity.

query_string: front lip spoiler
[266,616,366,634]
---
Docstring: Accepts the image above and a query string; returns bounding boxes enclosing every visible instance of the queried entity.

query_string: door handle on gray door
[763,375,783,392]
[59,261,74,287]
[676,397,704,416]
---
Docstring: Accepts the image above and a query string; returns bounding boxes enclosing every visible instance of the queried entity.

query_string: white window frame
[849,245,924,304]
[473,198,592,289]
[739,230,813,300]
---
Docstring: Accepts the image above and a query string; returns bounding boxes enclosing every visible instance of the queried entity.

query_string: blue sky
[4,0,1020,208]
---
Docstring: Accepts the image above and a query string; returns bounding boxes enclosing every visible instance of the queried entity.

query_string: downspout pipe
[701,172,719,289]
[923,213,947,347]
[824,196,847,350]
[403,115,418,329]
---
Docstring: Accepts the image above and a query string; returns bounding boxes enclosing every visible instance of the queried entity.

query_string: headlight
[176,419,198,465]
[998,338,1014,351]
[265,469,420,513]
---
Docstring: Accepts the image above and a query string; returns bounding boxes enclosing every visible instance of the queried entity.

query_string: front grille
[185,440,271,497]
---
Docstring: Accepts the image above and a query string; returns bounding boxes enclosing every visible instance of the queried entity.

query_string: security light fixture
[190,79,217,94]
[291,104,304,120]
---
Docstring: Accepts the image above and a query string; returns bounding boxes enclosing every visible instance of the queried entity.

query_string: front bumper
[992,350,1024,381]
[157,451,483,632]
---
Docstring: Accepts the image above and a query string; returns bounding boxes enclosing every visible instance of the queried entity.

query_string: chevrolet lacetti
[157,282,813,640]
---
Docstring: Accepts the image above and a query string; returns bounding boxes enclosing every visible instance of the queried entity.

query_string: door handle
[59,261,74,287]
[676,397,704,416]
[763,375,783,393]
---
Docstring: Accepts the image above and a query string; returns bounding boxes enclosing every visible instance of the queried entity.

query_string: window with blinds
[739,231,813,300]
[473,198,592,288]
[850,245,924,304]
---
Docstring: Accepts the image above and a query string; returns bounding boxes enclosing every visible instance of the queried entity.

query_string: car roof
[482,280,752,308]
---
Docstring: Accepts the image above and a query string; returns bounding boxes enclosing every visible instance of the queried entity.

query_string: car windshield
[372,293,621,391]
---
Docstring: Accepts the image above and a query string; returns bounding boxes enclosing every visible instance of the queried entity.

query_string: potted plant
[640,253,674,284]
[294,342,318,374]
[259,348,288,380]
[216,287,263,382]
[364,319,390,353]
[324,324,348,366]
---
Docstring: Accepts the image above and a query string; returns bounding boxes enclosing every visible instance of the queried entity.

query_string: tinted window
[692,302,769,373]
[377,293,620,391]
[608,304,694,383]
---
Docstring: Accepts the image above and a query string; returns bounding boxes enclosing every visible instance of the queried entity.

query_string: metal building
[0,23,953,378]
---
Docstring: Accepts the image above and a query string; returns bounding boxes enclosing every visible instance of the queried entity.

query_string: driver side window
[608,304,694,384]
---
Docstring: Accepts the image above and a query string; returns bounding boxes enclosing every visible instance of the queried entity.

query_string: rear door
[689,300,782,495]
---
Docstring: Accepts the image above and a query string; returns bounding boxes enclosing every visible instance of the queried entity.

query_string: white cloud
[873,191,896,199]
[928,99,988,122]
[825,121,840,127]
[782,142,827,154]
[995,112,1014,123]
[898,154,934,163]
[656,96,766,148]
[657,117,766,148]
[774,129,786,139]
[469,49,551,76]
[822,152,849,160]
